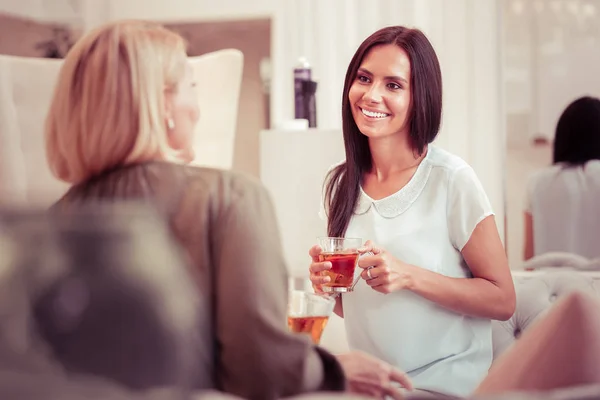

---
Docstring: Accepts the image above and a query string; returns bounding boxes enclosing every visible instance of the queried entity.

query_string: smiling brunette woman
[308,26,516,397]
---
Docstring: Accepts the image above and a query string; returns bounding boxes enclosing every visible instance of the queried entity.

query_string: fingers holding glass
[316,237,362,293]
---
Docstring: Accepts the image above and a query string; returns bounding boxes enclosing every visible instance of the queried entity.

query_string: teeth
[361,108,389,118]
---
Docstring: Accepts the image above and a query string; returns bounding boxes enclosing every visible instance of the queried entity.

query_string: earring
[167,118,175,130]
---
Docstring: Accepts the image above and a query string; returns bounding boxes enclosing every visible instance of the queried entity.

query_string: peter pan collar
[354,148,433,218]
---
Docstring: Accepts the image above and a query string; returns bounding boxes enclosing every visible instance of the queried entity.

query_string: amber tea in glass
[318,237,362,293]
[287,290,335,344]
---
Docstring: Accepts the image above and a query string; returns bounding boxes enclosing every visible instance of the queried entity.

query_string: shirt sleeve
[447,165,495,251]
[214,175,345,399]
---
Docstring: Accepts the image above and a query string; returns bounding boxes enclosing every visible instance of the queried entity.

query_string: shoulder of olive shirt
[52,161,269,221]
[52,161,346,400]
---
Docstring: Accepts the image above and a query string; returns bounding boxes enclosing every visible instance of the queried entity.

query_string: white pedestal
[259,128,345,278]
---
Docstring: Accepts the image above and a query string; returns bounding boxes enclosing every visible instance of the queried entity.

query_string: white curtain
[0,0,81,24]
[270,0,506,240]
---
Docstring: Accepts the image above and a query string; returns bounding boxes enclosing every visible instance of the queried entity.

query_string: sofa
[492,268,600,358]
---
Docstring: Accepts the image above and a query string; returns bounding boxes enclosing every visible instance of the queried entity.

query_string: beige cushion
[188,49,243,170]
[0,55,67,205]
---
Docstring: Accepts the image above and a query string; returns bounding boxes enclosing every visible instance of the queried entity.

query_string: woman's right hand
[336,351,413,399]
[308,244,331,294]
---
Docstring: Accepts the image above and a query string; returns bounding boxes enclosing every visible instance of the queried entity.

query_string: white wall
[503,0,600,139]
[0,0,81,24]
[0,0,276,29]
[101,0,274,24]
[535,13,600,140]
[260,129,345,277]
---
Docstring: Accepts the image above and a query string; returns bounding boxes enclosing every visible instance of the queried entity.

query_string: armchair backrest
[188,49,244,170]
[0,55,67,205]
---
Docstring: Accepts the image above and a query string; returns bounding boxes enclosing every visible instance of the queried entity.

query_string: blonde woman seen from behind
[43,20,376,400]
[45,20,196,183]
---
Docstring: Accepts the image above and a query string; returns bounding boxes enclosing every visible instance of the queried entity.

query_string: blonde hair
[45,20,188,184]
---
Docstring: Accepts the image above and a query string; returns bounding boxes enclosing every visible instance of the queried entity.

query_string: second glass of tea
[287,290,335,344]
[318,236,362,293]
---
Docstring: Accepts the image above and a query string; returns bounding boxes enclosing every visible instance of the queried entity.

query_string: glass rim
[288,289,336,304]
[317,236,362,241]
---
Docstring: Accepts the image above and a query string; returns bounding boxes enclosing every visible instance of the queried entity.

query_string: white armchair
[188,49,244,170]
[0,49,244,207]
[0,55,67,206]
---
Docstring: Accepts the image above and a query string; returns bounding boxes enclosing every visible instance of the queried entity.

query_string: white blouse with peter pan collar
[525,160,600,259]
[320,145,495,397]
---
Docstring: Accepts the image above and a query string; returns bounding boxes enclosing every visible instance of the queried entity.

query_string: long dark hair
[324,26,443,237]
[553,96,600,166]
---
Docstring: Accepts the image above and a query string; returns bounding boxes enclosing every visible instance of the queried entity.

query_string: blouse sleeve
[447,165,495,251]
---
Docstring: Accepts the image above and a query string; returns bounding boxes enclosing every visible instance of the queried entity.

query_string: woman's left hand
[358,240,417,294]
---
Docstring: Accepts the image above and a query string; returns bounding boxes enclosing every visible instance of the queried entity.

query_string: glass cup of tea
[317,236,362,293]
[287,290,335,344]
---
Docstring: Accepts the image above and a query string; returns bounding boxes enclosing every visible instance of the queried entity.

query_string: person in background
[308,26,516,397]
[44,19,411,399]
[523,96,600,260]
